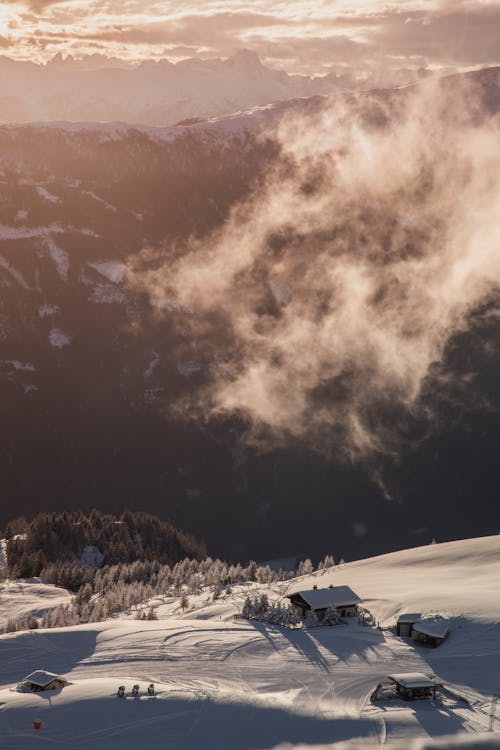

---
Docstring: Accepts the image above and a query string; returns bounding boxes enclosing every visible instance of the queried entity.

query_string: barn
[17,670,69,692]
[285,585,361,618]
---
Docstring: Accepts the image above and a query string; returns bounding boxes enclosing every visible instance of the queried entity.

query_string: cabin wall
[26,679,66,691]
[290,600,308,617]
[338,605,358,617]
[412,631,443,647]
[397,622,414,637]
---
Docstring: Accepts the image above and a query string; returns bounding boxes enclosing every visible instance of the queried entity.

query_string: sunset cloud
[0,1,498,74]
[127,72,500,459]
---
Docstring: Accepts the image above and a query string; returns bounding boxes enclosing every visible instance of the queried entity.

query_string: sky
[0,0,499,75]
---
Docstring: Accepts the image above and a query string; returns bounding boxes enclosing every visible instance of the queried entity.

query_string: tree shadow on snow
[304,620,386,665]
[410,700,472,738]
[251,622,332,672]
[27,692,380,750]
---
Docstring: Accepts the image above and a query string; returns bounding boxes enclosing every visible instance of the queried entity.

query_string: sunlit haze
[1,0,499,75]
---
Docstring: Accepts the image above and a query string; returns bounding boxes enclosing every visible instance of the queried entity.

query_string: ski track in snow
[0,536,499,748]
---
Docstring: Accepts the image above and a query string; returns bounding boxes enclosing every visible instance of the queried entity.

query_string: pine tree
[242,596,253,619]
[322,604,339,626]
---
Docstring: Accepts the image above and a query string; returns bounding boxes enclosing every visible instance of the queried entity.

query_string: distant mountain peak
[226,49,264,69]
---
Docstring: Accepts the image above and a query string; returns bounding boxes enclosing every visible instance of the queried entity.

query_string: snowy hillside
[0,535,499,748]
[0,578,72,632]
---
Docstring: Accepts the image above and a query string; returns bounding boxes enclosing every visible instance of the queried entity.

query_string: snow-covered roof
[412,616,450,640]
[287,585,361,609]
[22,670,66,687]
[388,673,442,689]
[397,612,421,624]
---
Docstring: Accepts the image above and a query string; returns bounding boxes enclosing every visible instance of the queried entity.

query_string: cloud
[67,12,291,48]
[30,0,62,9]
[128,73,500,459]
[1,1,499,73]
[247,34,371,68]
[371,5,500,66]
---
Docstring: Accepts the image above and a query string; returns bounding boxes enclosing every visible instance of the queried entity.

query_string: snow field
[0,535,499,748]
[0,579,72,632]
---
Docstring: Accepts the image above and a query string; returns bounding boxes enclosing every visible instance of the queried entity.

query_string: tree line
[2,510,339,633]
[4,510,206,581]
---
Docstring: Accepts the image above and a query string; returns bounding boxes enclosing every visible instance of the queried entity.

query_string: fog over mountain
[0,68,499,561]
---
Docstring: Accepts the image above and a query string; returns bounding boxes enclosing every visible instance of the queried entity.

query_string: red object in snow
[33,720,42,730]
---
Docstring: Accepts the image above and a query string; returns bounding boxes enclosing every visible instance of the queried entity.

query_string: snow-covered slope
[294,535,500,625]
[0,535,499,748]
[0,579,72,631]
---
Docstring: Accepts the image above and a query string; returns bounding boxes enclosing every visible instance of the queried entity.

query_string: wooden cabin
[285,585,361,618]
[18,670,68,692]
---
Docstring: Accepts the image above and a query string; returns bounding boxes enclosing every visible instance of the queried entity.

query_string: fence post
[488,695,498,732]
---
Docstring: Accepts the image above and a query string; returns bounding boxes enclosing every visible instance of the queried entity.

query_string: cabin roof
[412,616,450,640]
[22,670,66,687]
[388,672,442,689]
[397,612,421,624]
[286,585,361,609]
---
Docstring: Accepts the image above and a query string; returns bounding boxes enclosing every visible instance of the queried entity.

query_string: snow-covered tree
[317,555,335,570]
[322,604,340,625]
[297,559,314,576]
[242,596,254,619]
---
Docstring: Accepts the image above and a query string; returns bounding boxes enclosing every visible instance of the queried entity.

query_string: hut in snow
[396,613,450,646]
[396,613,421,637]
[373,672,443,702]
[411,616,450,646]
[17,670,68,692]
[286,585,361,618]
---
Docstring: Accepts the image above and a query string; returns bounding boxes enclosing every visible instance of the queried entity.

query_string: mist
[129,74,500,460]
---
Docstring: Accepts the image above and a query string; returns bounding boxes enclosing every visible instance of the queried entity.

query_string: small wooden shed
[388,673,442,700]
[396,613,450,646]
[396,613,421,637]
[285,585,361,618]
[373,672,442,701]
[411,617,450,647]
[18,670,68,692]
